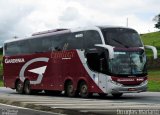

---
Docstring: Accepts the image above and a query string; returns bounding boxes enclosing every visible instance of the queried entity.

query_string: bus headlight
[108,79,122,86]
[140,80,148,86]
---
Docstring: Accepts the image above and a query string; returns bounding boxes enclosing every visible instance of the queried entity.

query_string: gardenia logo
[5,58,25,64]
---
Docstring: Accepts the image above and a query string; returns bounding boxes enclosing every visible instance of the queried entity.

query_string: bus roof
[4,29,71,44]
[4,26,135,44]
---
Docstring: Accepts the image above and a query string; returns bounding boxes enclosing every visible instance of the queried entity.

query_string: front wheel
[24,80,32,95]
[112,93,123,98]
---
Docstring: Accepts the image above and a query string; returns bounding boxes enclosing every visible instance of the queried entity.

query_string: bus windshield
[108,51,147,76]
[101,28,143,48]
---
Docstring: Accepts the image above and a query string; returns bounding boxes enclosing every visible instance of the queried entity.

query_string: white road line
[50,105,160,109]
[34,103,145,106]
[22,101,122,104]
[0,103,66,115]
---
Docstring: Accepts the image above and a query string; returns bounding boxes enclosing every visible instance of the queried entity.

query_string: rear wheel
[65,81,75,97]
[15,80,24,94]
[79,82,91,98]
[24,80,32,95]
[112,93,123,98]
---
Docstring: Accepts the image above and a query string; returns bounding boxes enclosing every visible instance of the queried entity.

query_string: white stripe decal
[76,50,105,93]
[19,57,49,84]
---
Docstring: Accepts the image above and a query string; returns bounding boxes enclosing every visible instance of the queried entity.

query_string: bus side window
[42,37,53,52]
[28,39,43,53]
[67,32,84,50]
[56,37,63,51]
[84,30,102,49]
[6,42,20,56]
[18,40,30,54]
[57,33,70,51]
[4,44,8,55]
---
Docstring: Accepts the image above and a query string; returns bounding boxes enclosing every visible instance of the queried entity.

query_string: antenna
[126,18,128,27]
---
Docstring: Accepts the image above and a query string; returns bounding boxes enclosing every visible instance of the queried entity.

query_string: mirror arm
[144,45,158,59]
[95,44,114,59]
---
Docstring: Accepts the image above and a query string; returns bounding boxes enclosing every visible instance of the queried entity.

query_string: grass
[141,31,160,47]
[0,54,3,87]
[141,31,160,91]
[141,31,160,57]
[147,69,160,92]
[0,81,3,87]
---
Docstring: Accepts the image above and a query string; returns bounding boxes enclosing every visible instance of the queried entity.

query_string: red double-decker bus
[3,26,157,98]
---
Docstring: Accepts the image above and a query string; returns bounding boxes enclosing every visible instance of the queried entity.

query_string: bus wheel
[79,82,91,98]
[24,80,32,95]
[65,81,75,97]
[112,93,123,98]
[15,80,24,94]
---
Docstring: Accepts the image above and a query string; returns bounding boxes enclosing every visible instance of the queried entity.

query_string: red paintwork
[111,76,147,85]
[3,50,103,93]
[114,47,143,52]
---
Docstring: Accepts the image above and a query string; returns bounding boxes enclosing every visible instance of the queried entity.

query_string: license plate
[128,88,136,91]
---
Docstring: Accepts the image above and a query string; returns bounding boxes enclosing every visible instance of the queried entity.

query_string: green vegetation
[0,81,3,87]
[141,32,160,46]
[141,31,160,57]
[0,54,3,87]
[147,70,160,92]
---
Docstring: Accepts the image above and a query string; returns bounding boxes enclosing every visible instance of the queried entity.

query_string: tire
[24,80,32,95]
[112,93,123,98]
[65,81,75,97]
[79,82,91,98]
[15,80,24,94]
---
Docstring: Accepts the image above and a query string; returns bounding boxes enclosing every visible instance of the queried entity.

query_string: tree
[153,14,160,29]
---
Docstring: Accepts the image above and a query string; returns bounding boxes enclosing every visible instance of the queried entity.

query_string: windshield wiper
[113,39,129,48]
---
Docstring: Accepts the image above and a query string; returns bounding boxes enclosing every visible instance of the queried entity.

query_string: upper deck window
[101,28,143,48]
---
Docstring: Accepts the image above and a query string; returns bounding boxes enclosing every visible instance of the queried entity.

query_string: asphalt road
[0,103,60,115]
[0,87,160,115]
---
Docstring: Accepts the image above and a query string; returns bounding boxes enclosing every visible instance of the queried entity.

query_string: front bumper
[107,80,147,94]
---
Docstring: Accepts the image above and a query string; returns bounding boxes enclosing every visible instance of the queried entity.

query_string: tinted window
[42,37,52,52]
[54,34,67,51]
[28,38,43,53]
[67,32,83,50]
[5,35,66,56]
[18,40,31,54]
[5,30,102,56]
[5,42,20,55]
[102,28,143,48]
[84,30,102,49]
